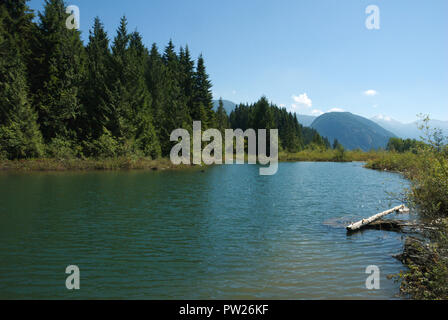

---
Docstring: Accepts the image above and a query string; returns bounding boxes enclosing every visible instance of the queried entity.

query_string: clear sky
[28,0,448,123]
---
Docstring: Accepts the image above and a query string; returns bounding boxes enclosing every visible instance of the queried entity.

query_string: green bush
[0,121,44,159]
[46,137,80,159]
[399,223,448,300]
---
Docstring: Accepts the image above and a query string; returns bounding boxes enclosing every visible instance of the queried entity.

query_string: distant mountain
[212,100,236,115]
[371,115,448,140]
[311,112,396,151]
[296,114,317,127]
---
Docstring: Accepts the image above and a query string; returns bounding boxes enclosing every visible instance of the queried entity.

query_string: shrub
[46,137,80,159]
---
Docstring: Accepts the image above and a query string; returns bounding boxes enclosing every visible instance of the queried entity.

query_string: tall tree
[32,0,86,143]
[179,46,195,120]
[128,31,160,157]
[108,18,160,157]
[0,0,37,77]
[0,19,43,159]
[158,40,191,156]
[146,43,165,134]
[216,98,229,134]
[109,16,133,141]
[193,54,215,128]
[83,17,112,142]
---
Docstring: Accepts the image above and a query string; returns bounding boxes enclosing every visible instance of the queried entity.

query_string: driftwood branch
[346,205,406,232]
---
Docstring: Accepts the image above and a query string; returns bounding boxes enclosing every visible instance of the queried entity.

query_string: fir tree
[216,98,229,134]
[32,0,86,143]
[128,31,160,158]
[0,0,37,79]
[146,43,165,134]
[158,40,191,156]
[193,54,215,128]
[0,25,43,159]
[83,17,112,142]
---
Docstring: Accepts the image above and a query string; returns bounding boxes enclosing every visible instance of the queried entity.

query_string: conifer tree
[179,46,195,120]
[0,3,220,160]
[158,40,191,156]
[146,43,165,134]
[128,31,160,158]
[193,54,215,128]
[83,17,113,143]
[0,0,36,79]
[108,17,161,157]
[0,22,43,159]
[216,98,229,134]
[32,0,86,143]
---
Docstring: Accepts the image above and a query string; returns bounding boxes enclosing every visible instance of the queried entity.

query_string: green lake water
[0,162,410,299]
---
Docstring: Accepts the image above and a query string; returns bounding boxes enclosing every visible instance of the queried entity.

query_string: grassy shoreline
[0,150,383,172]
[0,157,197,172]
[366,150,448,300]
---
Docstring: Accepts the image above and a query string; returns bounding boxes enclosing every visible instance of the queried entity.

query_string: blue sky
[29,0,448,123]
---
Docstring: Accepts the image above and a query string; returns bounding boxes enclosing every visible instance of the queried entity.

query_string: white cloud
[364,89,378,96]
[292,93,312,108]
[327,108,345,113]
[311,109,324,116]
[287,94,345,117]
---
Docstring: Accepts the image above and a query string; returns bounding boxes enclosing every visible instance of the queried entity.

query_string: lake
[0,162,410,299]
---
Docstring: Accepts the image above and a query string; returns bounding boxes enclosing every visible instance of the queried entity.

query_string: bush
[46,137,80,159]
[398,223,448,300]
[0,121,44,159]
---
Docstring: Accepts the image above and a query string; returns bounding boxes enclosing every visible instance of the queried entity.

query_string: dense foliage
[366,118,448,299]
[0,0,331,161]
[229,98,330,153]
[386,137,424,153]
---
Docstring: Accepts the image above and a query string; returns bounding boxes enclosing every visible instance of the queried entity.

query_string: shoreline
[0,158,369,173]
[0,150,382,173]
[0,157,198,173]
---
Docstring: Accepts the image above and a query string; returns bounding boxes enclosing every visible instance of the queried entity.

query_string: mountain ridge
[371,115,448,139]
[310,112,396,151]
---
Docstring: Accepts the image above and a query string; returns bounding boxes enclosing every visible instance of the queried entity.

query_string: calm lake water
[0,162,410,299]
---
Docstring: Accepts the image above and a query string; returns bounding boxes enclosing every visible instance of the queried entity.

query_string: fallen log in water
[365,219,406,231]
[346,205,406,232]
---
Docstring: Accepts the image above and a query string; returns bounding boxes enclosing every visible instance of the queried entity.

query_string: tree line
[229,99,331,152]
[0,0,331,160]
[386,137,425,153]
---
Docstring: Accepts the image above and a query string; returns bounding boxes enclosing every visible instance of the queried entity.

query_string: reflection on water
[0,162,409,299]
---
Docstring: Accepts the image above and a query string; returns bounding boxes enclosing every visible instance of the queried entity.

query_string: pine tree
[32,0,86,144]
[179,46,195,120]
[146,43,165,134]
[253,97,275,130]
[158,40,191,156]
[193,54,215,128]
[0,0,36,79]
[128,31,160,158]
[216,98,229,134]
[83,17,112,142]
[333,138,342,150]
[108,18,161,157]
[0,22,43,159]
[109,16,131,140]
